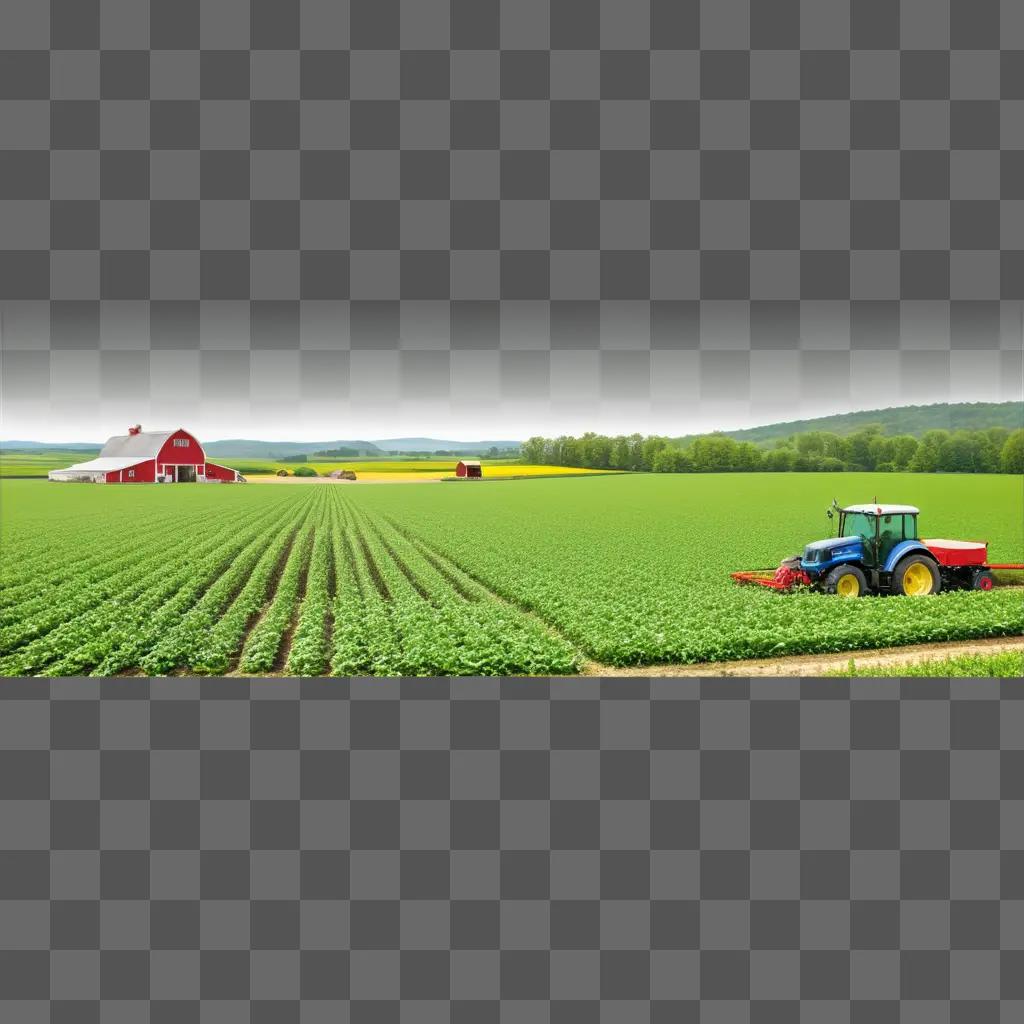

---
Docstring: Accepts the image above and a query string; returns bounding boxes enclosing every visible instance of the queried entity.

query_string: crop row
[0,493,315,676]
[0,500,270,663]
[0,502,230,622]
[285,499,333,676]
[325,497,578,676]
[2,483,582,676]
[186,502,314,674]
[239,510,316,673]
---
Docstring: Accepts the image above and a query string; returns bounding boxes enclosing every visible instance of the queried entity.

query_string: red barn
[455,460,482,478]
[49,426,243,484]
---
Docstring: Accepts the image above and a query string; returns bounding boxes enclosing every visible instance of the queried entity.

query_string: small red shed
[455,460,482,478]
[49,426,243,484]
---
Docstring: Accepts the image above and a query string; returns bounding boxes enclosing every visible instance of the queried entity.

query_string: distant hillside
[678,402,1022,445]
[372,438,521,453]
[203,438,521,457]
[201,439,382,459]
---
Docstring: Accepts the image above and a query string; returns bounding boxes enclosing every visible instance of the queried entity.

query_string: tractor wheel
[892,555,941,596]
[972,570,995,592]
[824,565,867,597]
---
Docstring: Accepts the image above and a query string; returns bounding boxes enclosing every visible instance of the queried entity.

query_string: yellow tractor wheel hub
[836,574,861,597]
[902,562,934,596]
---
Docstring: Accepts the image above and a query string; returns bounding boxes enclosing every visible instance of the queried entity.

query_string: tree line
[520,426,1024,475]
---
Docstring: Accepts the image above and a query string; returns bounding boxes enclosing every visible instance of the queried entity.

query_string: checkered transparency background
[0,0,1022,438]
[3,677,1024,1023]
[2,3,1024,1020]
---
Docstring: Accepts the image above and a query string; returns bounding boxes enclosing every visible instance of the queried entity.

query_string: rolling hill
[677,402,1022,446]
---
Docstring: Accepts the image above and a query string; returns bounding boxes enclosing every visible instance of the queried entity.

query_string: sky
[3,387,1017,445]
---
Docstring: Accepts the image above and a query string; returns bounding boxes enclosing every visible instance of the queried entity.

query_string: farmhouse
[455,460,482,478]
[48,425,243,484]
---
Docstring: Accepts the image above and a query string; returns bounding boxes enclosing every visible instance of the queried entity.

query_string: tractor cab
[801,503,921,573]
[798,503,930,596]
[835,504,920,569]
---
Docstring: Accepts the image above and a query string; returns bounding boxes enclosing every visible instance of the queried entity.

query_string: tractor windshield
[841,511,876,541]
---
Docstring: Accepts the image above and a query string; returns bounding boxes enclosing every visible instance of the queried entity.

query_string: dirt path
[582,634,1024,677]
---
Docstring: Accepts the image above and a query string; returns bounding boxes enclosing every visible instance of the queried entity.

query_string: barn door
[176,465,197,483]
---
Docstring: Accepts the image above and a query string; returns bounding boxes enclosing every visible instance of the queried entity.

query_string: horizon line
[2,398,1018,447]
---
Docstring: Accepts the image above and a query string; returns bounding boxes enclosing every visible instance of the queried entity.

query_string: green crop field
[1,473,1021,676]
[0,450,100,478]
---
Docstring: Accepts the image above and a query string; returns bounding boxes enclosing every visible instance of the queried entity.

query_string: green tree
[908,429,949,472]
[628,433,645,471]
[796,431,826,456]
[763,448,795,471]
[652,447,694,472]
[690,434,739,471]
[559,436,581,467]
[985,427,1010,452]
[610,436,631,470]
[590,435,613,469]
[846,425,885,470]
[936,433,983,473]
[821,433,851,462]
[652,448,677,472]
[973,431,1001,473]
[734,442,762,471]
[521,437,546,464]
[867,435,893,469]
[888,435,919,471]
[1000,429,1024,474]
[640,436,668,471]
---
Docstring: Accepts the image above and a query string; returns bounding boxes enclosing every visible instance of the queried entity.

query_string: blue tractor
[732,502,1005,597]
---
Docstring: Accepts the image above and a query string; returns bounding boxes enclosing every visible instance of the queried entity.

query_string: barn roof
[458,459,481,466]
[52,457,149,473]
[99,429,182,458]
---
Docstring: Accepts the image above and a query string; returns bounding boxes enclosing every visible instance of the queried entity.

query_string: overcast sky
[4,384,1017,445]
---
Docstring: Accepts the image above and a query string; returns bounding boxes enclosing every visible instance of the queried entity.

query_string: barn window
[127,470,135,478]
[173,438,189,447]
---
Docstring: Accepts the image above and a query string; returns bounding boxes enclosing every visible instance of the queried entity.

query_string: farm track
[582,635,1024,677]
